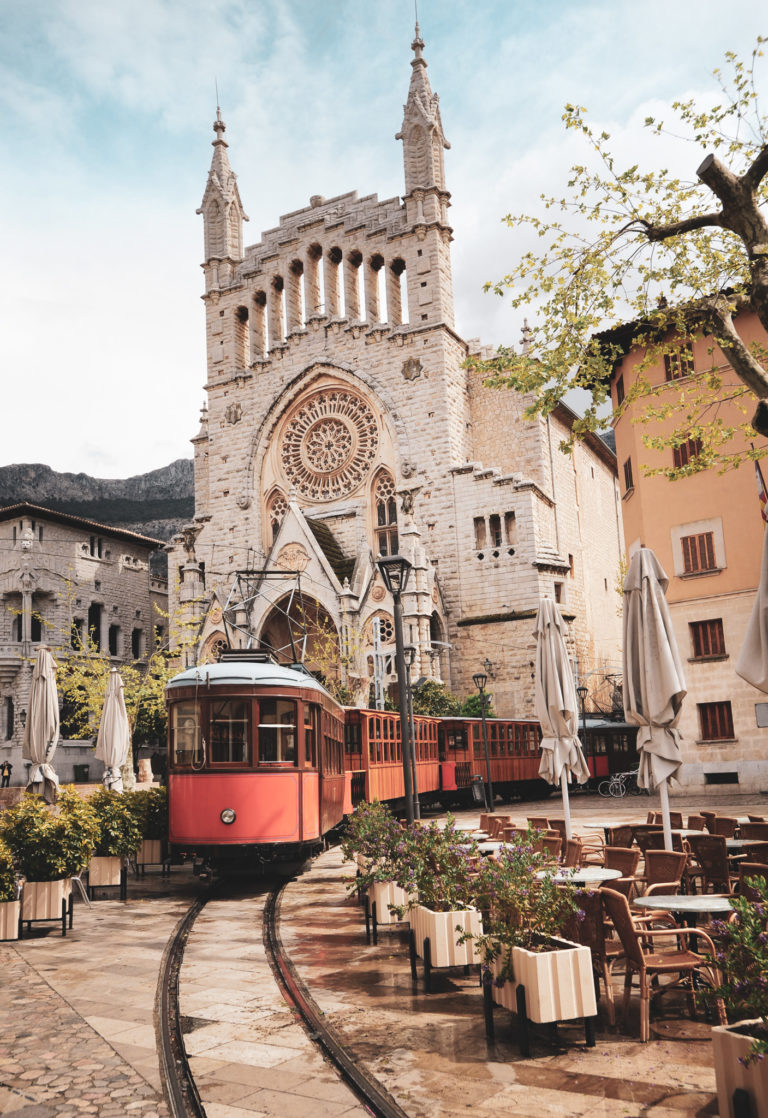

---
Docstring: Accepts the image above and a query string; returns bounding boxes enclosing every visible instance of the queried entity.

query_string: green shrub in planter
[126,787,168,840]
[0,838,17,902]
[0,788,98,881]
[88,787,142,858]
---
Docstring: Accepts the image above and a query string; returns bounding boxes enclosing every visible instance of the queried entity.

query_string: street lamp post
[576,683,589,772]
[376,554,415,825]
[472,671,494,813]
[404,644,421,820]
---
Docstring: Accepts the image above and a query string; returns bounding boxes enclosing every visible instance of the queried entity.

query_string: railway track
[156,879,410,1118]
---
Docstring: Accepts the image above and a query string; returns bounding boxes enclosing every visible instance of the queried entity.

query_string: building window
[267,490,287,545]
[664,343,694,381]
[690,618,725,659]
[623,457,634,493]
[88,603,102,650]
[682,531,716,574]
[698,701,734,741]
[554,582,563,603]
[615,375,625,406]
[474,517,487,549]
[71,619,84,649]
[131,628,143,660]
[374,471,398,556]
[30,613,42,643]
[673,437,702,469]
[489,514,502,548]
[504,512,516,544]
[4,697,13,740]
[108,624,121,657]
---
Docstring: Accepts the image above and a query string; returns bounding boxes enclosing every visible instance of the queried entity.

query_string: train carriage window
[258,699,297,764]
[304,705,317,767]
[210,699,249,764]
[171,703,202,767]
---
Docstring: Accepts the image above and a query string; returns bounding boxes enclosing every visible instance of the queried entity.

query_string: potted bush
[87,787,141,889]
[709,878,768,1118]
[393,816,483,968]
[0,837,20,941]
[128,787,168,870]
[0,788,98,929]
[471,830,596,1027]
[341,801,409,925]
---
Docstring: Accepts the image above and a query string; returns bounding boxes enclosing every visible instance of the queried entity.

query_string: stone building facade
[169,26,623,713]
[0,503,166,785]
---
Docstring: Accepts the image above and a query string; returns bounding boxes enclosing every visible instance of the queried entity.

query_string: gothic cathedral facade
[169,27,623,716]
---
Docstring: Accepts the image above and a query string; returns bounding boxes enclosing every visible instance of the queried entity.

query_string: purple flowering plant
[708,876,768,1064]
[340,800,409,894]
[464,828,579,980]
[390,815,482,913]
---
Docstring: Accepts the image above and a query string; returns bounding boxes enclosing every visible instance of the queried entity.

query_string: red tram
[165,653,637,870]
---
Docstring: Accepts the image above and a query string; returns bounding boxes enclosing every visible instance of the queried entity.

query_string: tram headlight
[220,808,236,825]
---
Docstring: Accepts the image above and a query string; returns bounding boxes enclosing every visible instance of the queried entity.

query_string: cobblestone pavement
[1,790,766,1117]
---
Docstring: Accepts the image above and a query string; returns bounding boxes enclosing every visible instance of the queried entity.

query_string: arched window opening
[374,472,398,556]
[345,250,362,320]
[235,304,249,367]
[269,275,285,347]
[252,290,267,357]
[326,246,343,317]
[388,258,407,326]
[288,259,304,331]
[306,244,323,318]
[207,200,222,258]
[408,124,428,187]
[267,491,288,545]
[366,253,385,323]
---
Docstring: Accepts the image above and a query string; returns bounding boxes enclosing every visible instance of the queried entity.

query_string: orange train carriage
[165,655,636,870]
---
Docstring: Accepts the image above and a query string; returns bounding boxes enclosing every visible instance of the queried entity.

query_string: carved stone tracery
[279,389,379,501]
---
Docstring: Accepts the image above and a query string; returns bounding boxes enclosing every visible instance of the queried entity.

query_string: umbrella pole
[658,778,673,850]
[560,771,572,841]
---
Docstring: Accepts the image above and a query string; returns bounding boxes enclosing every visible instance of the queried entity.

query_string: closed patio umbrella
[22,647,60,804]
[622,547,685,850]
[534,598,590,840]
[94,669,131,793]
[736,523,768,692]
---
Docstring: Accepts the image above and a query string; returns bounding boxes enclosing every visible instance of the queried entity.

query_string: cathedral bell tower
[396,24,454,328]
[197,108,248,291]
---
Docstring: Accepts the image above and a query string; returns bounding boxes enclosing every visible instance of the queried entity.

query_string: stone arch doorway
[259,595,341,692]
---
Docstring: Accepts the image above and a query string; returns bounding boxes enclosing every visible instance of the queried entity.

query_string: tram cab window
[210,699,249,764]
[258,699,297,764]
[304,705,317,767]
[171,703,202,767]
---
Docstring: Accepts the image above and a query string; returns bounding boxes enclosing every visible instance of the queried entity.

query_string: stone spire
[396,23,451,196]
[196,106,248,266]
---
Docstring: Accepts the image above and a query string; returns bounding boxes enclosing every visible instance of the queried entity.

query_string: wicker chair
[711,816,738,838]
[641,850,688,895]
[740,822,768,840]
[738,861,768,902]
[536,833,563,860]
[686,814,706,830]
[607,825,635,848]
[600,888,726,1042]
[686,834,737,894]
[562,837,582,868]
[701,811,717,833]
[633,826,665,857]
[527,817,551,831]
[748,815,766,823]
[563,889,621,1026]
[604,846,641,876]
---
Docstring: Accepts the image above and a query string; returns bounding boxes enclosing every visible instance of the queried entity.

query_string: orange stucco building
[608,311,768,792]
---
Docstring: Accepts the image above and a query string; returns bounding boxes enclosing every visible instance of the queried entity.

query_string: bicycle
[598,770,643,797]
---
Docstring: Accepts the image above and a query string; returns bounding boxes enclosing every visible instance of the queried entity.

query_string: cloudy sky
[2,0,765,478]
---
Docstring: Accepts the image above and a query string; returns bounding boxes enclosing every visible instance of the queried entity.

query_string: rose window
[280,390,379,501]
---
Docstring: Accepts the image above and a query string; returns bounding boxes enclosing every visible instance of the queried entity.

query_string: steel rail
[155,896,208,1118]
[263,883,411,1118]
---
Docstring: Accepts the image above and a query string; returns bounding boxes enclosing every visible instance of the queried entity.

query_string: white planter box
[712,1020,768,1118]
[89,856,123,887]
[21,878,71,922]
[367,880,408,924]
[491,936,597,1024]
[0,899,20,940]
[137,839,163,866]
[410,903,482,968]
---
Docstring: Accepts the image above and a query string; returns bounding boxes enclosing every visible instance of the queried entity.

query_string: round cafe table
[535,866,622,887]
[632,893,733,926]
[726,838,767,851]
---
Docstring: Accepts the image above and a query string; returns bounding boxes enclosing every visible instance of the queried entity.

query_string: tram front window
[210,699,249,764]
[171,702,202,767]
[258,699,296,764]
